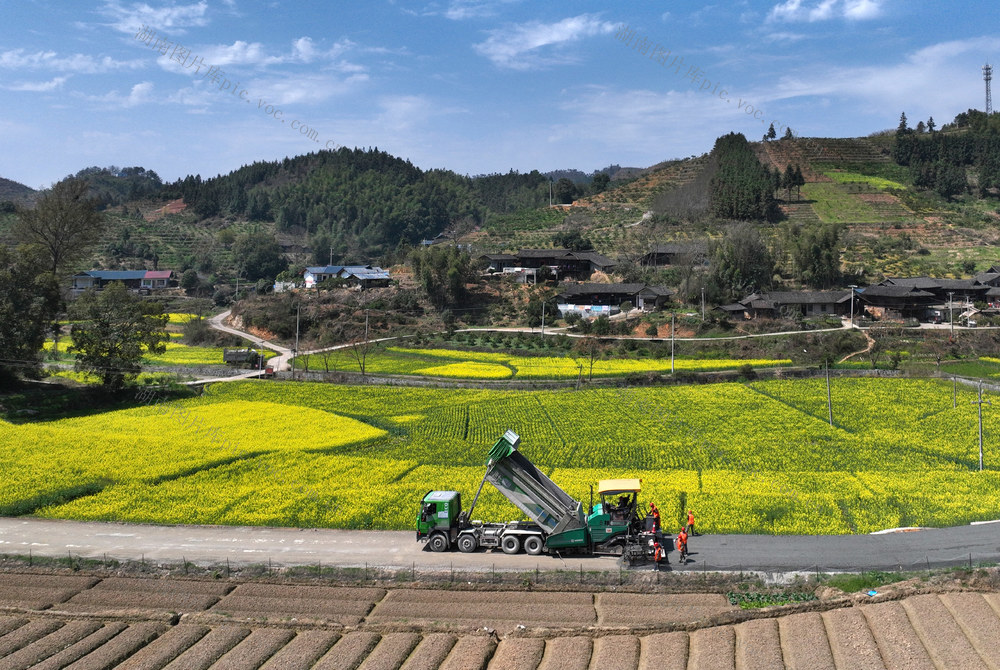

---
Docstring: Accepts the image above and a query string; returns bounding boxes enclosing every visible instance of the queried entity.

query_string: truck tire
[501,535,521,555]
[428,532,449,552]
[458,534,478,553]
[523,535,543,555]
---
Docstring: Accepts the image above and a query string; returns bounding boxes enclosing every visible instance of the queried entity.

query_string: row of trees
[708,133,781,221]
[893,110,1000,198]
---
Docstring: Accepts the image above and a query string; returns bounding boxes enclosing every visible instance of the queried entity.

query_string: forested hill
[161,148,554,259]
[0,177,35,205]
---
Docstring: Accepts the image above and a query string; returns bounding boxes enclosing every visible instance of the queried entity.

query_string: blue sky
[1,0,998,189]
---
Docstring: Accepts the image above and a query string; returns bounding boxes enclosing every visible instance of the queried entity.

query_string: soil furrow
[0,619,101,670]
[688,626,736,670]
[312,631,381,670]
[30,623,129,670]
[777,611,836,670]
[734,618,784,670]
[63,621,166,670]
[537,636,590,670]
[0,617,29,638]
[357,632,422,670]
[399,633,457,670]
[159,625,250,670]
[438,635,497,670]
[258,630,341,670]
[937,593,1000,670]
[637,631,689,670]
[900,594,989,670]
[366,602,595,628]
[821,607,886,670]
[591,635,640,670]
[0,619,64,658]
[114,624,210,670]
[211,627,297,670]
[487,637,545,670]
[859,601,934,670]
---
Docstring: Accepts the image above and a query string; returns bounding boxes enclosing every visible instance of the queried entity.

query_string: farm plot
[0,571,997,669]
[14,378,1000,534]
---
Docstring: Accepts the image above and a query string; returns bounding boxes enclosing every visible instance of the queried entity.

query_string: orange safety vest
[687,511,695,526]
[677,531,688,550]
[654,545,663,561]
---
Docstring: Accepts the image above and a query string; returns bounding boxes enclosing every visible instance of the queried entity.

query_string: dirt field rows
[0,572,998,668]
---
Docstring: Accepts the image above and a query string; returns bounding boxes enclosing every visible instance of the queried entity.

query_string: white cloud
[0,49,144,73]
[250,72,369,106]
[100,1,210,34]
[443,0,520,20]
[765,36,1000,121]
[158,37,360,72]
[77,81,155,108]
[768,0,886,22]
[5,76,70,92]
[474,13,616,70]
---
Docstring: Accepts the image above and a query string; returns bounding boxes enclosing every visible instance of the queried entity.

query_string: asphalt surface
[2,518,998,574]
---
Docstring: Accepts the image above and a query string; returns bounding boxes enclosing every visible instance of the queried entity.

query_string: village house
[302,265,391,289]
[720,290,853,320]
[71,270,174,294]
[480,248,616,280]
[555,282,673,317]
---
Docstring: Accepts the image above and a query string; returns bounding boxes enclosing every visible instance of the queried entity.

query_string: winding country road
[1,517,998,574]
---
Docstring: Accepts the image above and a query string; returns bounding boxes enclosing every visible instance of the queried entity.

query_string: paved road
[2,518,998,574]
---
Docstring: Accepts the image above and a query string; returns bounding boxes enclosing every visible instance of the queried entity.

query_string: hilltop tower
[985,61,993,115]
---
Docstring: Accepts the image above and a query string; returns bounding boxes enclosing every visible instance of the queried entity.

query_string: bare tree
[14,178,104,274]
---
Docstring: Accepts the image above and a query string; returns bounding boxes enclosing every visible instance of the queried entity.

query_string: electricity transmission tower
[985,62,993,115]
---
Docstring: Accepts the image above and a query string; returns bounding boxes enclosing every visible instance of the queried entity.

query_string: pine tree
[793,165,805,200]
[897,112,909,135]
[766,123,777,141]
[927,116,936,132]
[783,164,795,201]
[782,127,794,140]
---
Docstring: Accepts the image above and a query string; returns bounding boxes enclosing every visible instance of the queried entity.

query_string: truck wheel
[523,536,543,555]
[501,535,521,555]
[428,533,449,552]
[458,534,478,553]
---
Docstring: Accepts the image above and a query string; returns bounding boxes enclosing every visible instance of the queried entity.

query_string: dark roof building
[727,290,852,319]
[556,282,673,316]
[480,249,616,279]
[71,270,174,293]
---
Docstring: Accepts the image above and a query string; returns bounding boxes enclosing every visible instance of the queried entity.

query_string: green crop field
[4,378,1000,535]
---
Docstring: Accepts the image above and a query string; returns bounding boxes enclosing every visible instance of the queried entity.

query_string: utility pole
[972,381,991,471]
[701,287,705,323]
[540,302,545,339]
[670,313,675,374]
[954,376,958,409]
[291,303,300,378]
[826,359,834,426]
[949,291,955,339]
[849,285,857,328]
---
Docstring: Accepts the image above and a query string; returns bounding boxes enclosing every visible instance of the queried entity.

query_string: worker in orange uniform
[653,541,664,570]
[650,502,661,532]
[686,509,698,536]
[676,527,688,564]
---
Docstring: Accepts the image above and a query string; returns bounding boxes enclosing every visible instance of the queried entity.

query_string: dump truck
[416,430,657,561]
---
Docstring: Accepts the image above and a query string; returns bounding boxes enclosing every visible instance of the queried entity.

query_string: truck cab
[416,490,461,551]
[587,479,642,546]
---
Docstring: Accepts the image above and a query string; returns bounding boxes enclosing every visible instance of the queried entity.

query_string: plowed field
[0,572,998,668]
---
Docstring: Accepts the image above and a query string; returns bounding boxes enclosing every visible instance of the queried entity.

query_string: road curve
[2,517,998,574]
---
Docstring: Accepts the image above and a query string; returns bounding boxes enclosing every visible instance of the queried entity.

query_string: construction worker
[686,509,698,536]
[653,541,664,570]
[650,502,661,532]
[676,527,688,564]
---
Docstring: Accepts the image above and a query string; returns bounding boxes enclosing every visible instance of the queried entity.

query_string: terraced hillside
[1,571,998,669]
